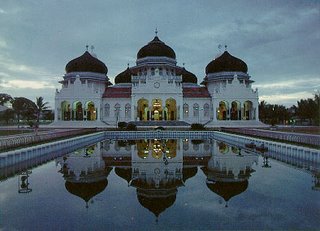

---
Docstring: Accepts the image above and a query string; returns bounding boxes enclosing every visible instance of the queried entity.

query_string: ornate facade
[53,33,263,127]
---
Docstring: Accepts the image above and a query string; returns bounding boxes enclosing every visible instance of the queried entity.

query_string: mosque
[53,32,263,127]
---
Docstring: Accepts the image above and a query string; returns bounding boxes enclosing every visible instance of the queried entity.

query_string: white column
[54,100,59,122]
[212,102,216,121]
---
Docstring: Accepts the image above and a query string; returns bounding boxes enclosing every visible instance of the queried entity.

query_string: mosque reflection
[56,139,258,217]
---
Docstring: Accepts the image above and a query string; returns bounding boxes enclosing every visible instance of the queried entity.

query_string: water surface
[0,138,319,230]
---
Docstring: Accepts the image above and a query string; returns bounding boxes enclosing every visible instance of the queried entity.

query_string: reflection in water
[18,170,32,193]
[56,139,258,217]
[56,144,112,208]
[202,142,258,207]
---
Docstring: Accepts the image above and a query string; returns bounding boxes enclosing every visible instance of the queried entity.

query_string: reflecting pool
[0,138,319,230]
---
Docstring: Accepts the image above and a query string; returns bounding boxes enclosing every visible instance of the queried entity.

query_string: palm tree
[35,97,49,123]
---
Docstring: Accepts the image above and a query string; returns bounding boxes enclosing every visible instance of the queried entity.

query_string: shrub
[191,139,204,145]
[126,123,137,131]
[118,121,127,129]
[190,123,205,130]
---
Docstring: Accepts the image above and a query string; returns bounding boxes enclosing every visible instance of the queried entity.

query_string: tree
[11,97,37,127]
[0,93,12,106]
[259,100,268,123]
[35,97,49,123]
[2,109,14,124]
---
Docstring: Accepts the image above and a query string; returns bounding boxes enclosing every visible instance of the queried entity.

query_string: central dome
[137,36,176,59]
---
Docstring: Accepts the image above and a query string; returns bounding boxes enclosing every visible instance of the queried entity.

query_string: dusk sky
[0,0,319,108]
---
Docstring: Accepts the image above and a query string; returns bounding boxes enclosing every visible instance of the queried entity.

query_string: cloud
[0,8,7,14]
[259,91,316,106]
[0,79,56,89]
[254,77,320,90]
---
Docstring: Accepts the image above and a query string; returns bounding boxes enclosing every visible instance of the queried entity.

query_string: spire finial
[86,45,89,51]
[225,44,228,51]
[155,28,158,36]
[183,62,185,67]
[127,63,130,68]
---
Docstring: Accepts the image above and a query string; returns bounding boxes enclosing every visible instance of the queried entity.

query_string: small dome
[205,51,247,74]
[114,67,132,84]
[206,180,248,202]
[137,36,176,59]
[65,51,108,74]
[177,67,197,83]
[65,179,108,202]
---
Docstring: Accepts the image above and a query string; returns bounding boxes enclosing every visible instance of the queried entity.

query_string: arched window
[125,103,131,118]
[231,101,241,120]
[217,101,228,120]
[104,103,110,117]
[183,103,189,118]
[114,103,121,121]
[203,103,210,117]
[244,100,253,120]
[85,101,96,121]
[193,103,199,117]
[61,101,71,121]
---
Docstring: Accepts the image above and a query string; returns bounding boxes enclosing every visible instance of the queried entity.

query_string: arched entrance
[231,101,241,120]
[73,101,83,121]
[86,101,96,121]
[61,101,71,121]
[151,98,163,120]
[217,101,228,120]
[244,101,253,120]
[165,98,177,120]
[137,99,149,121]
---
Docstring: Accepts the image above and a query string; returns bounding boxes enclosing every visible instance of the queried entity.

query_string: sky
[0,0,319,108]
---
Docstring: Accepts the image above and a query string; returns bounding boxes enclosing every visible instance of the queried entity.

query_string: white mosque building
[53,32,263,127]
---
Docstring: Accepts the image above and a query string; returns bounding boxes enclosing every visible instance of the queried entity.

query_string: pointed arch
[244,100,253,120]
[137,98,149,121]
[73,101,83,121]
[231,101,241,120]
[125,103,131,119]
[61,101,71,121]
[183,103,189,118]
[104,103,110,117]
[203,103,210,117]
[217,101,228,120]
[85,101,96,121]
[165,98,177,120]
[193,103,199,117]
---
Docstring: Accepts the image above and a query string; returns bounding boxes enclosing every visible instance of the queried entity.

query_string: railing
[0,129,97,152]
[0,132,105,175]
[103,131,214,140]
[221,128,320,147]
[213,131,320,162]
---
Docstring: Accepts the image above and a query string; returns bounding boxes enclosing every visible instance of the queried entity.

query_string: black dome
[137,189,176,217]
[114,67,132,84]
[65,51,108,74]
[205,51,247,74]
[206,180,248,202]
[65,179,108,202]
[177,67,197,83]
[137,36,176,59]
